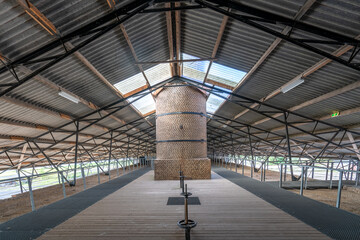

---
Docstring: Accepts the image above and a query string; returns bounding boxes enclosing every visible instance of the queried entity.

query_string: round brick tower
[154,81,211,180]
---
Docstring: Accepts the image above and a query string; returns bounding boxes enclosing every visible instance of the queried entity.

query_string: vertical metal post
[305,167,309,189]
[312,166,315,179]
[242,158,245,175]
[57,172,61,184]
[325,159,329,180]
[284,112,294,180]
[126,137,130,172]
[17,170,23,194]
[336,171,343,208]
[97,165,100,184]
[73,120,79,186]
[300,167,304,196]
[61,171,66,198]
[108,131,113,180]
[260,165,263,182]
[330,162,334,189]
[81,167,86,190]
[356,161,359,186]
[284,161,287,182]
[279,164,283,188]
[116,161,119,176]
[248,127,254,178]
[27,176,35,211]
[263,166,266,181]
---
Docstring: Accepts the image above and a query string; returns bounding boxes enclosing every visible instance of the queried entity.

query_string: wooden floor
[38,171,329,239]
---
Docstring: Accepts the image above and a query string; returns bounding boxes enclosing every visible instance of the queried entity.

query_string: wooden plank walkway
[38,171,329,239]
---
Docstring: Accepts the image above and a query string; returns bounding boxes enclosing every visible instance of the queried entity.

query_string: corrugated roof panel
[182,8,224,58]
[8,79,91,117]
[37,55,120,107]
[0,1,54,60]
[301,0,360,38]
[32,0,110,36]
[0,100,68,127]
[74,27,140,86]
[124,12,169,64]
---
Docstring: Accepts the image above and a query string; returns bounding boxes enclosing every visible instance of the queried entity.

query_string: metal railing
[0,158,152,211]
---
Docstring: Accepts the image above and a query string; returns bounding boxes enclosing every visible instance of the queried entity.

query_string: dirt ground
[0,164,142,223]
[221,162,360,216]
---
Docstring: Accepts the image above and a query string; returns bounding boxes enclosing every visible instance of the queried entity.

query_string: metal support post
[279,164,283,188]
[108,131,113,180]
[116,161,119,176]
[73,120,79,186]
[325,160,329,180]
[330,162,334,189]
[284,112,294,180]
[336,171,343,208]
[123,159,126,173]
[305,167,309,189]
[61,171,66,198]
[242,159,245,175]
[81,167,86,190]
[17,170,23,194]
[356,161,359,186]
[248,127,254,178]
[97,165,100,184]
[27,176,35,211]
[263,166,266,182]
[300,167,304,196]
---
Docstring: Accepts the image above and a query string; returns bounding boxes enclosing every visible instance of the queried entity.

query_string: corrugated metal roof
[0,0,360,168]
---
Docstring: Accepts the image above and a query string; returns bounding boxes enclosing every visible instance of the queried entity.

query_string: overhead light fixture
[281,78,304,93]
[58,91,80,104]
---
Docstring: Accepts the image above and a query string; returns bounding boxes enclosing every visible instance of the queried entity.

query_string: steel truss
[0,77,174,184]
[0,0,359,182]
[174,77,360,180]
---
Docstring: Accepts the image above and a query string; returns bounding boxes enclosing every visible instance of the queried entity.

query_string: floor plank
[38,171,329,239]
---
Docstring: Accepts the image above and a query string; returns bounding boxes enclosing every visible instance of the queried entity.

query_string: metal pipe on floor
[27,176,35,211]
[336,171,343,208]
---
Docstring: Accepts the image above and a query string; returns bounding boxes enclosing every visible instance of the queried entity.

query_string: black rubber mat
[167,197,201,205]
[0,167,150,240]
[213,166,360,240]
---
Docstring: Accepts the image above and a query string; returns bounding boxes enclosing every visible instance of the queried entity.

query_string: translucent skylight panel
[145,64,172,86]
[128,91,155,115]
[208,62,247,87]
[206,88,230,114]
[182,53,210,82]
[114,72,147,95]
